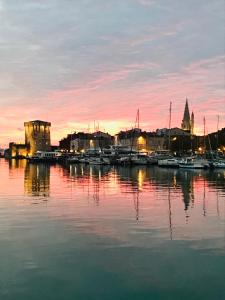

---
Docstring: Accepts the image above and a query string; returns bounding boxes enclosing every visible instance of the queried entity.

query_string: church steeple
[181,98,191,132]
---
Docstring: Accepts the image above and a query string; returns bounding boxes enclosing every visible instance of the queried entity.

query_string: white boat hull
[158,159,179,167]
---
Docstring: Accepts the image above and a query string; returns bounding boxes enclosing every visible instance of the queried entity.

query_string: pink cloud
[0,56,224,147]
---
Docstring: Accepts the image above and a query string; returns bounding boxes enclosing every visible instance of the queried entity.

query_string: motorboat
[179,157,209,169]
[131,154,148,165]
[88,157,111,165]
[158,158,179,168]
[147,156,158,165]
[27,151,57,163]
[67,156,80,163]
[210,160,225,169]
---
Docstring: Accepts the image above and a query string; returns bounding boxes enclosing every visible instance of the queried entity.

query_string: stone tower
[24,120,51,155]
[181,99,193,133]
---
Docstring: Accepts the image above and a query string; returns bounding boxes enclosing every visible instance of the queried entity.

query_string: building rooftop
[24,120,51,126]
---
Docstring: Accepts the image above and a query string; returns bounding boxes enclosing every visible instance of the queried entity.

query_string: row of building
[7,99,224,158]
[60,99,194,153]
[59,127,191,153]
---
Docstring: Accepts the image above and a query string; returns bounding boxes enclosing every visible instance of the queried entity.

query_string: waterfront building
[59,134,73,152]
[8,142,28,158]
[146,133,166,152]
[70,132,92,153]
[181,99,194,134]
[116,129,165,153]
[156,127,190,137]
[24,120,51,155]
[70,131,114,153]
[7,120,51,158]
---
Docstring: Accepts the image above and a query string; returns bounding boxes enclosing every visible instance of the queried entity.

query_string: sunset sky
[0,0,224,147]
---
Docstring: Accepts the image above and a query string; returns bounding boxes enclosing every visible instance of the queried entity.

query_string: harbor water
[0,159,225,300]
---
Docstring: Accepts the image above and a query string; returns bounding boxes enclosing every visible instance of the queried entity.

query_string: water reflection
[1,158,225,300]
[5,159,225,223]
[65,164,224,225]
[66,164,225,208]
[24,163,50,197]
[8,158,27,170]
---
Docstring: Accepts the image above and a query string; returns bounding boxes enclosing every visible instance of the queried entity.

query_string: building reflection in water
[8,159,27,171]
[176,170,195,220]
[3,159,224,234]
[62,163,225,238]
[5,157,223,211]
[68,164,146,221]
[69,164,112,206]
[24,163,50,197]
[68,164,206,211]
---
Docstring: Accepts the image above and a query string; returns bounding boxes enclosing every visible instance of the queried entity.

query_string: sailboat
[209,115,225,168]
[158,102,180,168]
[118,109,149,166]
[179,117,210,169]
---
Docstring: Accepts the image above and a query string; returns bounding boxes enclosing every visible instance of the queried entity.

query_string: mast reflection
[63,163,225,224]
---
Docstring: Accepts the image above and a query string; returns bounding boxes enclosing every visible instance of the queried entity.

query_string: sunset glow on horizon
[0,0,224,147]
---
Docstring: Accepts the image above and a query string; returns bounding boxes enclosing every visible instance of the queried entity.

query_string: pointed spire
[184,98,190,120]
[181,98,191,131]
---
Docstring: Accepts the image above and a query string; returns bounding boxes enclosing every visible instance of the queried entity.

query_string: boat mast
[130,109,140,157]
[203,116,206,153]
[137,108,140,129]
[168,101,172,151]
[217,115,220,149]
[134,108,140,129]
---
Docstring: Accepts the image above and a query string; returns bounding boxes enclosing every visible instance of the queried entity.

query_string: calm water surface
[0,159,225,300]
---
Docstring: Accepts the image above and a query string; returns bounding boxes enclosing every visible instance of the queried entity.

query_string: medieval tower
[24,120,51,155]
